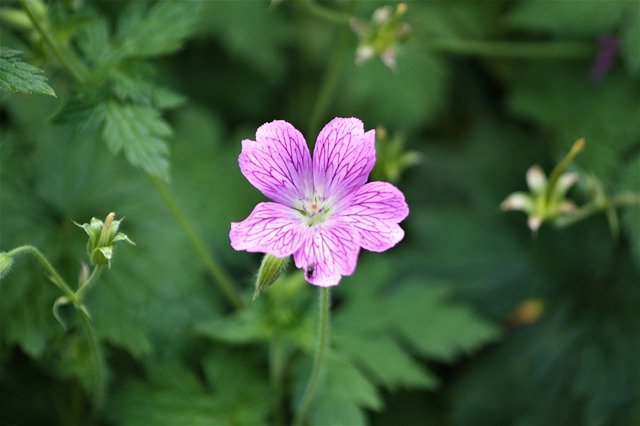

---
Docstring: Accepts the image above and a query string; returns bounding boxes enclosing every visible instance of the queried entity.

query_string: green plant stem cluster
[5,245,106,409]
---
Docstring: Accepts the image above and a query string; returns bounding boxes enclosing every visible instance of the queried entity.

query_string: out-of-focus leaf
[0,47,55,96]
[294,355,383,426]
[621,5,640,75]
[504,0,625,38]
[505,65,640,179]
[109,351,274,426]
[114,1,202,59]
[200,2,291,82]
[616,155,640,268]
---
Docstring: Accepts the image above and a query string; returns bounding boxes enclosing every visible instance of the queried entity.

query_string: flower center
[301,194,333,227]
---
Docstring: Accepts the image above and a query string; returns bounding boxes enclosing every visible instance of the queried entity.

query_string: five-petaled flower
[230,118,409,287]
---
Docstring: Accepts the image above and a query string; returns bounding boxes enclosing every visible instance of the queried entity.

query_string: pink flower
[230,118,409,287]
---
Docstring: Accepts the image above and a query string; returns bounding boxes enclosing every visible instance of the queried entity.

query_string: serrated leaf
[109,352,274,425]
[102,101,171,179]
[387,283,499,361]
[294,355,383,426]
[114,2,202,59]
[0,47,55,97]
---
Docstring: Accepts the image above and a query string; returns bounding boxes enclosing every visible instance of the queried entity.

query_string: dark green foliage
[1,0,638,425]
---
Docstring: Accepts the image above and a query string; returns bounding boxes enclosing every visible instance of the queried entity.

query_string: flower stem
[270,338,287,426]
[76,266,103,302]
[8,245,77,303]
[21,0,245,311]
[20,0,90,84]
[293,287,331,426]
[77,307,107,410]
[302,0,352,25]
[148,175,245,310]
[7,245,106,409]
[545,138,585,205]
[306,7,352,141]
[426,38,594,59]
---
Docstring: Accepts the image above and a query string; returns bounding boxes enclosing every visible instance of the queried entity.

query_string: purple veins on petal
[230,202,305,257]
[293,221,361,287]
[338,181,409,252]
[239,120,312,206]
[313,117,376,200]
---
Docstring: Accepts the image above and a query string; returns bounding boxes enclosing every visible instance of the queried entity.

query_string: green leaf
[388,283,500,361]
[109,351,274,425]
[114,1,202,59]
[102,101,171,179]
[0,47,55,97]
[505,64,640,180]
[504,0,625,38]
[616,155,640,268]
[294,355,383,426]
[621,4,640,75]
[201,1,292,81]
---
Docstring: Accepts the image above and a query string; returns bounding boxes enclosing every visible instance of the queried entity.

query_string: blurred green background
[1,1,639,425]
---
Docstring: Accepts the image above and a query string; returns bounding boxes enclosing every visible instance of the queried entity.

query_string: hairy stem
[148,176,244,310]
[270,338,287,426]
[8,245,77,303]
[293,288,331,426]
[76,266,103,302]
[20,0,90,83]
[426,39,594,59]
[77,307,107,410]
[22,0,244,311]
[7,245,106,409]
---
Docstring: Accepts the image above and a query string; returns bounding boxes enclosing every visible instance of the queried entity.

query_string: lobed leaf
[0,47,55,97]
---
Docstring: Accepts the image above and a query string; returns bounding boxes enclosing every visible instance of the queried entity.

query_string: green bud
[75,212,134,268]
[254,254,289,300]
[0,252,14,280]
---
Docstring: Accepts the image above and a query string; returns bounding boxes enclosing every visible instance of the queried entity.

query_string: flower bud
[254,254,289,300]
[350,3,411,69]
[75,212,134,268]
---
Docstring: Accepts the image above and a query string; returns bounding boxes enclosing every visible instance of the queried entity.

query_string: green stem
[77,307,106,410]
[76,266,103,302]
[20,0,90,84]
[22,0,244,311]
[545,138,585,205]
[148,175,244,310]
[7,245,106,409]
[8,245,77,303]
[426,39,594,59]
[270,338,287,426]
[302,0,352,25]
[293,288,331,426]
[306,16,351,141]
[555,193,640,228]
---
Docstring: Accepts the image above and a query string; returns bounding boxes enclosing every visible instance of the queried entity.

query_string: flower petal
[230,202,305,257]
[312,117,376,200]
[293,221,361,287]
[338,182,408,252]
[239,120,312,206]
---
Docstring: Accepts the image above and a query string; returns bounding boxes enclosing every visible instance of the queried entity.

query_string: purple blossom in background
[591,35,619,81]
[230,118,409,286]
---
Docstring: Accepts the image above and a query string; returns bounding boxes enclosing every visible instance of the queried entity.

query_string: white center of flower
[299,194,334,227]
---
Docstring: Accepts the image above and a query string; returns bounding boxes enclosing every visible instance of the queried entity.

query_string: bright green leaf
[0,47,55,97]
[102,101,171,179]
